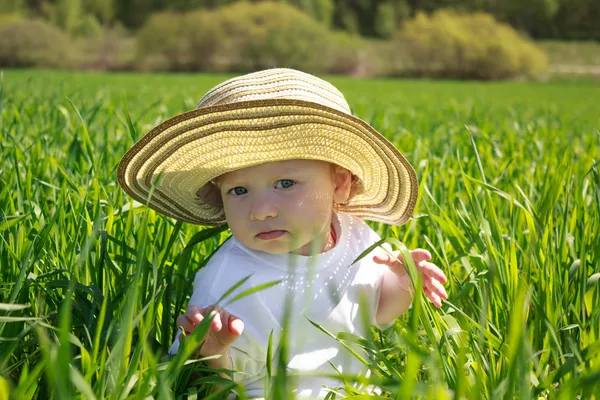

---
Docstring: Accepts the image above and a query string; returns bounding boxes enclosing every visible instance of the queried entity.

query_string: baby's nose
[250,197,278,221]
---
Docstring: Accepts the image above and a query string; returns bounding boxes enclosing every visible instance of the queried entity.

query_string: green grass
[1,70,599,399]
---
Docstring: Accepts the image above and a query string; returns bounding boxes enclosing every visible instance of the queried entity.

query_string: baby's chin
[248,241,299,255]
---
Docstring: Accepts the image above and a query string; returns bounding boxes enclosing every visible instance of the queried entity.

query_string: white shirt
[170,212,391,398]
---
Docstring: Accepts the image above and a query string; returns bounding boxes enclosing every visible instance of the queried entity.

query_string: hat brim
[118,99,418,226]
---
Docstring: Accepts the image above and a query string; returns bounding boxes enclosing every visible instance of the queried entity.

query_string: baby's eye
[275,179,295,189]
[228,186,248,196]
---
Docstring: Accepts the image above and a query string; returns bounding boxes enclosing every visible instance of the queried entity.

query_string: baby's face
[217,160,348,256]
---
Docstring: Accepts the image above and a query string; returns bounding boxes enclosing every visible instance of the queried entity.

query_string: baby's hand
[176,305,244,358]
[373,248,448,308]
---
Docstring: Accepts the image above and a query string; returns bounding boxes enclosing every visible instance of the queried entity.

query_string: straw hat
[118,68,418,226]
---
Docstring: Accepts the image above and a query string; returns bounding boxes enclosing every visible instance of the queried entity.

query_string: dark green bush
[136,12,190,71]
[394,10,548,80]
[136,1,332,73]
[182,10,226,71]
[360,39,401,77]
[325,31,366,75]
[0,19,72,68]
[74,27,136,71]
[215,1,331,73]
[137,10,225,71]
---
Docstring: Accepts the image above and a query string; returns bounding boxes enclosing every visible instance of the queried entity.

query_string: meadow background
[0,69,598,399]
[2,0,600,81]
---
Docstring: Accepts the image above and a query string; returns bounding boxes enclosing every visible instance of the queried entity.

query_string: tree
[116,0,161,29]
[374,2,395,37]
[14,0,600,40]
[285,0,334,26]
[312,0,334,26]
[497,0,559,37]
[332,0,360,33]
[82,0,115,24]
[552,0,600,40]
[55,0,81,34]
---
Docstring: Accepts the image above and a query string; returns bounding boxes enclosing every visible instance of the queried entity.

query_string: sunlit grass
[0,70,599,399]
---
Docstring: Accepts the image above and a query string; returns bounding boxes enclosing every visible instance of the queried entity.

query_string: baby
[118,68,447,398]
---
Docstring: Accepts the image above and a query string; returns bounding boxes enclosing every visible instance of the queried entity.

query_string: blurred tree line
[1,0,599,40]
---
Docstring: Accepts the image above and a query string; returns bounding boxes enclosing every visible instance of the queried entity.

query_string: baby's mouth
[255,230,288,240]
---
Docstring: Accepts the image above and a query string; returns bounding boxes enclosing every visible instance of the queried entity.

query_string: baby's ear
[332,165,352,204]
[196,182,223,206]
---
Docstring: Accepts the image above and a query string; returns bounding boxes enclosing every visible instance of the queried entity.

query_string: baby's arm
[373,249,448,325]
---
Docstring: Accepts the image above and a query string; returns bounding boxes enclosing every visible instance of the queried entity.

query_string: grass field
[0,70,599,399]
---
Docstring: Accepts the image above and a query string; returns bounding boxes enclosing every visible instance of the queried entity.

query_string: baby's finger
[185,305,205,324]
[230,316,245,336]
[216,313,244,346]
[372,253,393,265]
[424,286,442,308]
[423,277,448,301]
[411,249,432,263]
[417,261,447,284]
[373,251,406,267]
[208,308,223,331]
[176,314,196,334]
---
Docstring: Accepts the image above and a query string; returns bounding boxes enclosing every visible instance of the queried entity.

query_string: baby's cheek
[226,220,249,244]
[297,193,333,217]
